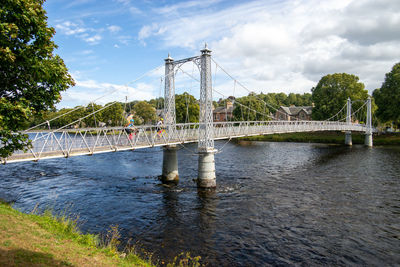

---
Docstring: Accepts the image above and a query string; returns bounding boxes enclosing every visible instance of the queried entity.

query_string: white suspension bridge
[1,45,374,188]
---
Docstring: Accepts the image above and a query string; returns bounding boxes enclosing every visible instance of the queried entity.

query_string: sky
[43,0,400,108]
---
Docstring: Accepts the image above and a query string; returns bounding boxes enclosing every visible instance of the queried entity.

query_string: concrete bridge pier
[365,133,373,147]
[197,150,216,188]
[345,98,352,146]
[364,97,373,147]
[345,132,352,146]
[162,145,179,183]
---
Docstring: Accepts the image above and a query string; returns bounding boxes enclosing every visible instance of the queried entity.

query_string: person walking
[125,114,137,140]
[156,118,164,138]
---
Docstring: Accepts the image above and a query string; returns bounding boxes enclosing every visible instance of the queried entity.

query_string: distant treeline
[28,92,312,129]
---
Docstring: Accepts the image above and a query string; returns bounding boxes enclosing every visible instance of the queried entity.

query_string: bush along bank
[236,131,400,146]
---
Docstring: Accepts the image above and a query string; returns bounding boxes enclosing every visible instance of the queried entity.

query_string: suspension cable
[324,103,347,121]
[25,64,164,132]
[176,65,274,120]
[211,58,301,121]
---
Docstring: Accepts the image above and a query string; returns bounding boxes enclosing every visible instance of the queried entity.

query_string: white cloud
[138,23,165,45]
[154,0,221,15]
[55,21,87,35]
[108,25,121,33]
[115,0,130,5]
[55,20,104,45]
[138,0,400,95]
[84,34,102,44]
[114,0,141,14]
[59,79,156,108]
[129,6,141,14]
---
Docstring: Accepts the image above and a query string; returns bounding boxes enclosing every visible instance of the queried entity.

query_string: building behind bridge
[275,105,313,121]
[213,98,234,122]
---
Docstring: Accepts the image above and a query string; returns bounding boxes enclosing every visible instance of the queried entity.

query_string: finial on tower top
[165,53,174,62]
[201,42,211,54]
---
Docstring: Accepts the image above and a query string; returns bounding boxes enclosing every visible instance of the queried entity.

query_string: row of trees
[373,63,400,127]
[28,92,314,128]
[311,64,400,128]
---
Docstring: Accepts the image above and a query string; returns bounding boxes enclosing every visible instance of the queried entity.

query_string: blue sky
[43,0,400,108]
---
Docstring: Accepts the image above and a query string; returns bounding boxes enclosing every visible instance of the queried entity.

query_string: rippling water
[1,141,399,266]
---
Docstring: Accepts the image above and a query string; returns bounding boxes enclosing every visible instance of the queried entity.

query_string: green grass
[0,200,202,266]
[0,200,154,266]
[237,131,400,145]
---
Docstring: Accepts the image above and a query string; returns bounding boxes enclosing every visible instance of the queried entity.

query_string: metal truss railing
[2,120,369,163]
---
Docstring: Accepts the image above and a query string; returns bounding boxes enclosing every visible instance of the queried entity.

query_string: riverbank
[237,131,400,145]
[0,200,153,267]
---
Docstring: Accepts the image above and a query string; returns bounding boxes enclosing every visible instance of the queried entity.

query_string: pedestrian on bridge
[155,118,165,138]
[125,114,137,140]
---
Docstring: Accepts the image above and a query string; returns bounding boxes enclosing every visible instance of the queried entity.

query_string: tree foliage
[0,0,74,157]
[100,102,124,127]
[311,73,369,120]
[373,62,400,126]
[233,94,270,121]
[175,92,199,123]
[132,101,156,125]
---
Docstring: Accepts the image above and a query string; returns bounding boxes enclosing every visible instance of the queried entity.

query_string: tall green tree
[132,101,156,125]
[82,104,102,128]
[0,0,74,157]
[175,92,199,123]
[101,102,124,127]
[373,62,400,126]
[311,73,369,120]
[148,97,164,110]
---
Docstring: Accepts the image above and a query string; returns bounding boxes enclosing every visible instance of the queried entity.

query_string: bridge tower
[197,44,217,188]
[345,98,352,146]
[162,54,179,183]
[365,96,373,147]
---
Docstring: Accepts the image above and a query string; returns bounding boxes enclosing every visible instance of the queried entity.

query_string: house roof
[280,106,312,116]
[213,106,233,113]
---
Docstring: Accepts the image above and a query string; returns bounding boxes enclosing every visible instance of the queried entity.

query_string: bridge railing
[2,120,368,163]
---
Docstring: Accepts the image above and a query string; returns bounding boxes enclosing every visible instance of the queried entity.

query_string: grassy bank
[237,131,400,145]
[0,201,153,267]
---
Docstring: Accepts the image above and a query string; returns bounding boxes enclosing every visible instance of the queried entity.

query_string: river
[0,141,399,266]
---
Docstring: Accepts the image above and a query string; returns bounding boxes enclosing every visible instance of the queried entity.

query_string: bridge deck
[2,121,368,163]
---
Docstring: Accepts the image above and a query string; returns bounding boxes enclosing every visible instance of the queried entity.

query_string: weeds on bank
[166,252,201,267]
[31,206,98,247]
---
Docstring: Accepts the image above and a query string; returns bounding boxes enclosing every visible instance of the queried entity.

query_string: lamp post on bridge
[345,97,352,146]
[161,53,179,183]
[197,44,217,188]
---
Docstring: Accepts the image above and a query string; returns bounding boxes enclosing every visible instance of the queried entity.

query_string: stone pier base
[162,145,179,183]
[197,150,216,188]
[345,131,352,146]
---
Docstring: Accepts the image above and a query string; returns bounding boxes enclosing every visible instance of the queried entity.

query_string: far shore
[236,131,400,146]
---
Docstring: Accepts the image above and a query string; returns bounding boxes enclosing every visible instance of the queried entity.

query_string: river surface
[1,141,399,266]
